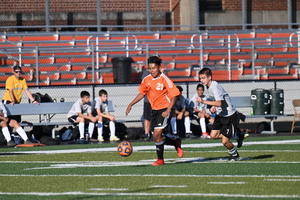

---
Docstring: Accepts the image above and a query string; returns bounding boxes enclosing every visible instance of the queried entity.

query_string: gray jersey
[173,95,186,111]
[189,93,208,111]
[92,97,108,114]
[67,99,92,118]
[207,80,236,117]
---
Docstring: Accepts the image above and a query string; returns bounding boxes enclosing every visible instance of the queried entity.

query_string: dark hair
[196,84,205,90]
[147,56,162,66]
[80,91,90,98]
[99,89,107,96]
[13,65,22,71]
[176,85,183,93]
[199,67,212,77]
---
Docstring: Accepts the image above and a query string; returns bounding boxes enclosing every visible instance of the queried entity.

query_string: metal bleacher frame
[1,30,300,86]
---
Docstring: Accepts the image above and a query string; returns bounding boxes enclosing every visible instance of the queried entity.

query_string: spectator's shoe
[24,139,32,144]
[152,159,164,166]
[175,139,184,158]
[200,133,211,139]
[228,154,240,161]
[7,140,16,147]
[110,136,120,142]
[237,132,249,148]
[144,133,152,141]
[98,136,104,142]
[186,132,196,138]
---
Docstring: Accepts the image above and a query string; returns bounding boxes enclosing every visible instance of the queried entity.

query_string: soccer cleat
[175,139,184,158]
[24,139,32,144]
[7,140,16,147]
[152,159,164,166]
[237,133,249,148]
[98,136,104,142]
[228,154,240,161]
[110,136,120,142]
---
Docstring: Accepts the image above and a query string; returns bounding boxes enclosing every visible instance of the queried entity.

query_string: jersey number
[156,83,164,90]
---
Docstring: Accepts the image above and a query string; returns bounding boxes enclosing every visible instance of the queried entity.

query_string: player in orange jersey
[126,56,184,166]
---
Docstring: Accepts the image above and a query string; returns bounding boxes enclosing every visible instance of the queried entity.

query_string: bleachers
[1,30,300,86]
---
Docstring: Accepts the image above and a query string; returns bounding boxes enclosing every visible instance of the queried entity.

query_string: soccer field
[0,135,299,200]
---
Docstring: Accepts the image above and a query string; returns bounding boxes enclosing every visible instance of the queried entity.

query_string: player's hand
[210,106,216,113]
[125,105,132,116]
[197,97,203,103]
[33,101,40,105]
[91,117,97,123]
[162,110,169,117]
[10,102,15,106]
[109,115,115,121]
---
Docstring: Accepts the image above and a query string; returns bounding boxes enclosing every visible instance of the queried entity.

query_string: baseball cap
[13,65,22,71]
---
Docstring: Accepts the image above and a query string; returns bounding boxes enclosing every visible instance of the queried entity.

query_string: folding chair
[291,99,300,133]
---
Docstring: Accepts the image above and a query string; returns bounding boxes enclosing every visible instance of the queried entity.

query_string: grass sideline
[0,135,299,200]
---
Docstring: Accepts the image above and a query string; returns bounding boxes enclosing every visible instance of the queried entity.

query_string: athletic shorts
[143,102,152,121]
[68,115,78,126]
[2,100,21,123]
[150,108,172,132]
[212,111,239,138]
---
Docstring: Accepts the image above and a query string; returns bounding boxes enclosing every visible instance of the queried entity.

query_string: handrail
[289,33,300,64]
[0,37,22,65]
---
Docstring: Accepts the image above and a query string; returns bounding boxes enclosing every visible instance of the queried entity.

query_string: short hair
[199,67,212,77]
[176,85,183,93]
[196,84,204,90]
[148,56,162,66]
[80,91,90,98]
[99,89,107,96]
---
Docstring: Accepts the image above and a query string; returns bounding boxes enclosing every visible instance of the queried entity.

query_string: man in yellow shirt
[2,65,39,123]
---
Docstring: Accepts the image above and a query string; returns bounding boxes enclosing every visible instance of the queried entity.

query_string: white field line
[150,185,187,188]
[207,182,246,184]
[4,139,300,155]
[264,179,300,181]
[1,174,300,178]
[0,192,299,198]
[89,188,128,191]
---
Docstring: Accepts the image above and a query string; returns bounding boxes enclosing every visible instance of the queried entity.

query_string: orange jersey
[138,73,180,110]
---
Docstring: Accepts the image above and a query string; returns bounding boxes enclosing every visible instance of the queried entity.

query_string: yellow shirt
[3,75,28,103]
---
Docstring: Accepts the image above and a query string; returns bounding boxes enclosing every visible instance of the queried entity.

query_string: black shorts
[2,100,21,123]
[212,111,239,138]
[0,118,12,124]
[68,115,78,126]
[150,108,172,132]
[143,102,152,121]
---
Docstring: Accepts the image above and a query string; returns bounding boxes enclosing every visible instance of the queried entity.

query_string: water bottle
[60,98,65,102]
[250,104,254,115]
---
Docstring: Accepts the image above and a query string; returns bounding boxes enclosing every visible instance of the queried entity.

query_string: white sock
[171,117,177,133]
[109,121,116,137]
[16,127,28,141]
[97,121,103,138]
[200,118,206,133]
[88,122,94,139]
[2,127,11,141]
[79,122,85,139]
[184,117,191,133]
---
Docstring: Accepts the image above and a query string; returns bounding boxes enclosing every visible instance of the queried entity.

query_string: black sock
[164,134,176,146]
[156,143,164,160]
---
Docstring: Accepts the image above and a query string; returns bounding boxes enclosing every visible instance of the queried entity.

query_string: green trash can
[251,88,270,115]
[269,88,284,115]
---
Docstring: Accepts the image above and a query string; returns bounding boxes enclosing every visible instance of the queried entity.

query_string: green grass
[0,135,299,200]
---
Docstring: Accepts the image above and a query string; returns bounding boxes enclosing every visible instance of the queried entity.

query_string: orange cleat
[152,159,164,166]
[175,139,184,158]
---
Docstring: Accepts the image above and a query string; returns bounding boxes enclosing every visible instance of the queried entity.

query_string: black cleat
[228,154,240,161]
[237,132,249,148]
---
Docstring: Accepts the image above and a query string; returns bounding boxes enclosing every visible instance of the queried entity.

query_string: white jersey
[189,93,208,112]
[67,99,92,118]
[207,80,236,117]
[92,97,108,114]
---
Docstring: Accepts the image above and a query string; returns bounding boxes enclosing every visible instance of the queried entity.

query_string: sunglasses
[14,71,22,73]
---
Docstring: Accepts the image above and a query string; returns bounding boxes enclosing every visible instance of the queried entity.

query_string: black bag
[29,125,55,140]
[255,121,270,134]
[39,136,60,145]
[30,93,54,103]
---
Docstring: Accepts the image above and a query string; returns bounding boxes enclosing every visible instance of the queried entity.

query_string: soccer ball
[117,141,133,157]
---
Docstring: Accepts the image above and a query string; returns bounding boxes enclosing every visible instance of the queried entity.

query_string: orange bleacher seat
[60,74,75,80]
[167,70,190,77]
[236,32,255,38]
[273,54,298,59]
[135,34,159,40]
[267,67,288,74]
[175,63,190,69]
[21,35,58,41]
[59,65,71,71]
[71,66,86,71]
[50,79,76,86]
[102,73,114,84]
[37,66,58,72]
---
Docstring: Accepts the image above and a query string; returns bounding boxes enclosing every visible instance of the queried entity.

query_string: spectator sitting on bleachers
[189,84,213,139]
[170,86,192,138]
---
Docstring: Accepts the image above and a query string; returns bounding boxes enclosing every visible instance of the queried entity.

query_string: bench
[231,96,284,134]
[4,100,115,138]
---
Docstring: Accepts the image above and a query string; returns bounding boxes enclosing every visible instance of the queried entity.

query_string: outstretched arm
[125,93,145,116]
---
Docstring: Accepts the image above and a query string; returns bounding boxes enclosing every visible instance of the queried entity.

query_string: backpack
[39,136,60,145]
[30,93,54,103]
[61,127,73,141]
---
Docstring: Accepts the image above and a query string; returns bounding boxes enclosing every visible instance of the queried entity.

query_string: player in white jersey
[67,91,97,141]
[189,84,213,139]
[198,68,248,161]
[92,89,119,142]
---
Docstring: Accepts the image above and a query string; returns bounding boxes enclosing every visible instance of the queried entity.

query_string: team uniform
[67,99,93,125]
[189,93,209,119]
[207,80,240,138]
[139,73,180,132]
[92,97,118,141]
